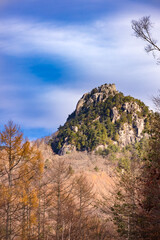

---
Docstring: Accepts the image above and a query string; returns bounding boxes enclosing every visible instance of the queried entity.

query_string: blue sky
[0,0,160,139]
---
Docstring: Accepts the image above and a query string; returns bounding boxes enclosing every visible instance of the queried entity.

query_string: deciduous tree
[0,121,44,240]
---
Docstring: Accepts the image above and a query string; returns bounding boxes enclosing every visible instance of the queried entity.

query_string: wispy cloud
[0,5,160,136]
[0,11,160,75]
[0,83,82,129]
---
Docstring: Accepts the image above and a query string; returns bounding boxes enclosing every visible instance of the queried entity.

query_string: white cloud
[0,83,82,129]
[0,11,160,79]
[0,6,160,132]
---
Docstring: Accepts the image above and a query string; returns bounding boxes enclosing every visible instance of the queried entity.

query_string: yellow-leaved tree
[0,121,44,240]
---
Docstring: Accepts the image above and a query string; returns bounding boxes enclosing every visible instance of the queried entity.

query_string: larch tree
[0,121,24,240]
[47,159,73,240]
[72,174,95,240]
[0,121,44,240]
[17,141,44,240]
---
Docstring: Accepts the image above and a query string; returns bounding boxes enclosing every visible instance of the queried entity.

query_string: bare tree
[72,174,95,240]
[153,91,160,112]
[47,160,73,240]
[131,16,160,63]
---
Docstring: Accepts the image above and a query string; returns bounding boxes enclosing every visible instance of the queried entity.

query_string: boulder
[72,126,78,133]
[59,143,76,155]
[95,144,108,151]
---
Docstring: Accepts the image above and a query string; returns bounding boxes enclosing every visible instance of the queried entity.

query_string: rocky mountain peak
[51,83,151,155]
[76,83,118,115]
[98,83,117,93]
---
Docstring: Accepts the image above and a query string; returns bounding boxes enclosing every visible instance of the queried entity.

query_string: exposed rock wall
[112,107,120,123]
[122,102,141,113]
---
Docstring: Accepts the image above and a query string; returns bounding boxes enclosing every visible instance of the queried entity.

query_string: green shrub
[68,165,74,175]
[94,166,99,172]
[108,144,120,153]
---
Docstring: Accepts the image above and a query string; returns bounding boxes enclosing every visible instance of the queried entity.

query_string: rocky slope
[51,83,151,155]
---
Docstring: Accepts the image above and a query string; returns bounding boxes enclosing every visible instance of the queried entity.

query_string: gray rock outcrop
[59,143,76,155]
[134,118,144,137]
[123,102,141,113]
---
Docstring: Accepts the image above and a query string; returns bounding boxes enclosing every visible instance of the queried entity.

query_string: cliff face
[51,83,151,155]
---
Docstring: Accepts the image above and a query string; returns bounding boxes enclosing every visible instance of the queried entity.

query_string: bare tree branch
[132,16,160,63]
